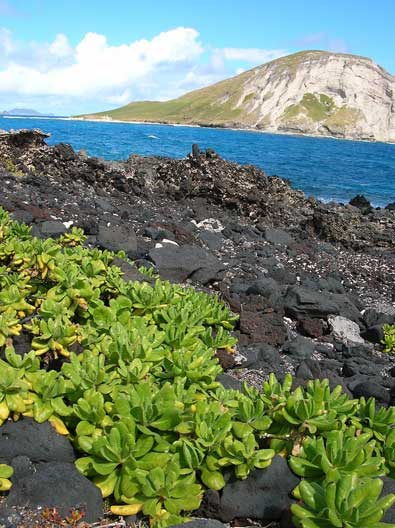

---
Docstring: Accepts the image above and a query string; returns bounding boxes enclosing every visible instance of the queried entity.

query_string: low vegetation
[1,207,395,527]
[282,93,336,123]
[383,324,395,353]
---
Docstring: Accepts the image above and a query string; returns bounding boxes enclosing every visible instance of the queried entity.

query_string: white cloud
[219,47,287,64]
[49,34,73,58]
[0,27,288,114]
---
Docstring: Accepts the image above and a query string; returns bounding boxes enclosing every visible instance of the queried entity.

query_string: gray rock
[246,278,280,298]
[111,257,154,284]
[7,462,103,523]
[281,335,314,360]
[10,210,33,224]
[39,220,67,237]
[216,373,243,392]
[97,224,137,257]
[149,245,224,284]
[238,343,282,370]
[382,477,395,523]
[263,228,295,247]
[95,197,115,212]
[351,380,390,405]
[282,286,340,319]
[0,419,75,464]
[199,230,224,251]
[218,455,299,522]
[329,315,364,344]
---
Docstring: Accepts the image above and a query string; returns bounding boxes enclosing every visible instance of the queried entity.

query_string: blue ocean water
[1,116,394,207]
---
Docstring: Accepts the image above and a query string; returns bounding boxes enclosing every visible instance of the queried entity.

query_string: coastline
[68,116,395,145]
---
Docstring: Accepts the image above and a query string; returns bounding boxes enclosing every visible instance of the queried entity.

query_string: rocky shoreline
[0,128,395,527]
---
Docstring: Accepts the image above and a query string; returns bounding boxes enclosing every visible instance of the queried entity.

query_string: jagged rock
[349,194,372,213]
[239,311,287,347]
[297,318,324,338]
[281,336,314,360]
[329,315,365,344]
[283,286,340,319]
[238,343,282,370]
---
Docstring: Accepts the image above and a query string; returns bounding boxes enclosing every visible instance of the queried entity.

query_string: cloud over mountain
[0,27,286,114]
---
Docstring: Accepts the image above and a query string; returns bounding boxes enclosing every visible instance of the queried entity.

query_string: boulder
[36,220,67,238]
[351,379,390,405]
[382,477,395,523]
[0,419,74,464]
[282,286,339,319]
[349,194,372,213]
[329,315,364,345]
[281,336,314,360]
[238,343,282,370]
[97,224,137,257]
[216,373,243,392]
[297,318,324,338]
[111,257,154,284]
[217,455,299,522]
[7,462,103,523]
[246,278,280,299]
[148,245,224,284]
[239,311,287,347]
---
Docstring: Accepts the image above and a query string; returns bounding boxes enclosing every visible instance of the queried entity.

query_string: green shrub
[382,324,395,353]
[1,206,395,527]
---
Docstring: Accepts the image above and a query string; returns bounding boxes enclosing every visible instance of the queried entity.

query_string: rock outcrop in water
[81,51,395,143]
[1,129,395,527]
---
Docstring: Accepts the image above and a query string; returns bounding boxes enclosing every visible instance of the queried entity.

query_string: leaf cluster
[2,207,395,527]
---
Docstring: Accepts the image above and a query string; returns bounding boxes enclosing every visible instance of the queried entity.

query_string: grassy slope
[77,51,372,127]
[82,69,254,126]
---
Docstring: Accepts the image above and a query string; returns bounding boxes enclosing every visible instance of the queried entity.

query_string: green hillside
[78,68,255,126]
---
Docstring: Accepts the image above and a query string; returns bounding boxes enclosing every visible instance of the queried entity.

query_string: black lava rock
[217,455,299,522]
[7,462,103,523]
[0,419,75,464]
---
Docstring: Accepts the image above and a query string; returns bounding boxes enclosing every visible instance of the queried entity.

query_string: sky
[0,0,394,115]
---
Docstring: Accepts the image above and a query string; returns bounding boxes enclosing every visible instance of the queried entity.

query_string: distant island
[77,50,395,143]
[0,108,54,117]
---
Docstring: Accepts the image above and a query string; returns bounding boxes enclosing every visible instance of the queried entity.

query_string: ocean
[1,116,394,207]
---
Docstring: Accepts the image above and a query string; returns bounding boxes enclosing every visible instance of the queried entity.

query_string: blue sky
[0,0,393,114]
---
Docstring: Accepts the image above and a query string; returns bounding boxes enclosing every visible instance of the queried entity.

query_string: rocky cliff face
[87,51,395,142]
[242,51,395,142]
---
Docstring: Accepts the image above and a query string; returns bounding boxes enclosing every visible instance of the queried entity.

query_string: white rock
[191,218,224,232]
[161,239,179,246]
[328,315,365,344]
